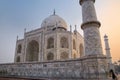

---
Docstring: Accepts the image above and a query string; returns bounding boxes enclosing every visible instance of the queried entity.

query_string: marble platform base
[0,55,109,80]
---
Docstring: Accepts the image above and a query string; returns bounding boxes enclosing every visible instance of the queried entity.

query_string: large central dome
[41,13,67,30]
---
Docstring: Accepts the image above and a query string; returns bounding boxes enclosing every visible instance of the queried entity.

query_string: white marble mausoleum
[15,12,84,63]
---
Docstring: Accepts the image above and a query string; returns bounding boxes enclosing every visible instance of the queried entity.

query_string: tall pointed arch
[26,40,39,62]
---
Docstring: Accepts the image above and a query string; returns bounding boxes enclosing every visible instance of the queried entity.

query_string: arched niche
[73,39,76,50]
[26,40,39,62]
[60,52,68,60]
[60,37,69,48]
[47,52,54,60]
[47,37,54,49]
[16,56,20,62]
[79,43,84,57]
[17,44,22,53]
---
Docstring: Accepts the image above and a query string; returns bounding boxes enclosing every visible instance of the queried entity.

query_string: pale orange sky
[96,0,120,62]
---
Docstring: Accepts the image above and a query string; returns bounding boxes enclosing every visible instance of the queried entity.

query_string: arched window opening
[47,52,54,60]
[79,44,84,57]
[60,37,69,48]
[26,40,39,62]
[73,40,76,50]
[60,52,68,60]
[47,37,54,49]
[16,56,20,62]
[17,44,22,53]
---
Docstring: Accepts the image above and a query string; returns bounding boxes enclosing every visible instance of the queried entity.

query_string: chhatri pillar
[80,0,103,56]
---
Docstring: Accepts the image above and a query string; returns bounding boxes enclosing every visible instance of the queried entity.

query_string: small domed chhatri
[41,11,67,30]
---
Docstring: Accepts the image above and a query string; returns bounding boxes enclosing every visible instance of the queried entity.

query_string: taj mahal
[14,11,84,63]
[0,0,115,80]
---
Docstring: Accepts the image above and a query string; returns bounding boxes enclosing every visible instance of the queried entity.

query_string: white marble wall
[15,27,84,63]
[0,56,108,80]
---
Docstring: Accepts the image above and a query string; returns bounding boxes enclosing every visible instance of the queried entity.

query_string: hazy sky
[0,0,120,63]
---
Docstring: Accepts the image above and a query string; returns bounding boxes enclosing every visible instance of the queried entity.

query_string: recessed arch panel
[26,40,39,62]
[17,44,22,53]
[47,37,54,49]
[47,52,54,60]
[79,44,84,57]
[60,52,68,60]
[60,37,69,48]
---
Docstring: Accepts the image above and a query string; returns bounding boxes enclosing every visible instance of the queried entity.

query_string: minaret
[104,35,112,64]
[79,1,108,79]
[79,0,103,56]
